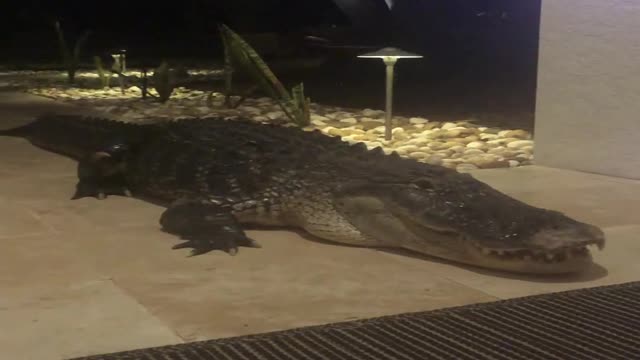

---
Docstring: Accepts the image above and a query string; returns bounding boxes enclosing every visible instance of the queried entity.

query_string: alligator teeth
[478,245,591,263]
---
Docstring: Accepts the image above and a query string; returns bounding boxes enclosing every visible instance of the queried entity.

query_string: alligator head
[332,170,605,274]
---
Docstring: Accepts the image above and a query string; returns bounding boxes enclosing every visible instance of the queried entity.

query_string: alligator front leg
[72,151,132,200]
[73,176,131,200]
[159,198,261,256]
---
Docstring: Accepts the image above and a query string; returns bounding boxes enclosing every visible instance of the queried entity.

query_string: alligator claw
[160,198,257,256]
[244,238,262,248]
[72,180,132,200]
[226,245,239,256]
[172,240,217,256]
[171,232,254,256]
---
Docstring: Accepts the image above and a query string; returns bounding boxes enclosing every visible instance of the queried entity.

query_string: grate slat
[70,281,640,360]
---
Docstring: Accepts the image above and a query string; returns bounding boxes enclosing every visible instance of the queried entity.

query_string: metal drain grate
[71,281,640,360]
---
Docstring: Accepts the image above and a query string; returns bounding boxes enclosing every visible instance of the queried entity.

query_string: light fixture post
[383,56,397,141]
[357,47,423,141]
[111,49,127,94]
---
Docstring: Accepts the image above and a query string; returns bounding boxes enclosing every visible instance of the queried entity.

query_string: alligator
[0,113,605,274]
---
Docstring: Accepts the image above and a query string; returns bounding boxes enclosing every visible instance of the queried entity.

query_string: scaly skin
[0,114,606,274]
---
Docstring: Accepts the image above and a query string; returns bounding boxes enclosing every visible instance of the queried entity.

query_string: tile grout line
[106,277,189,344]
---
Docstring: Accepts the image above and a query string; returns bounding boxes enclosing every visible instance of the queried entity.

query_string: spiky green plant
[53,21,90,84]
[108,65,164,101]
[220,27,235,108]
[93,56,111,88]
[211,31,259,109]
[218,24,310,126]
[141,68,149,99]
[152,61,175,103]
[291,82,311,126]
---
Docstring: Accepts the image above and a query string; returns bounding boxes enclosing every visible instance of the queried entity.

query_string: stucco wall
[534,0,640,180]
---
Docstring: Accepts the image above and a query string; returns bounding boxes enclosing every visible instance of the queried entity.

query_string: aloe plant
[291,82,311,126]
[108,62,174,102]
[218,24,310,126]
[220,26,235,108]
[152,61,175,103]
[53,21,91,84]
[93,56,111,88]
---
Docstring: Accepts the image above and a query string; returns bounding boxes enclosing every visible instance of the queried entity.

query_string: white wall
[534,0,640,180]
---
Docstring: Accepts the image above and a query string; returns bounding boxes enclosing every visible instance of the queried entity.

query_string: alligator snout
[531,222,606,251]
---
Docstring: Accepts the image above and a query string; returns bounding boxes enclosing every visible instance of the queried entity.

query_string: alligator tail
[0,122,35,137]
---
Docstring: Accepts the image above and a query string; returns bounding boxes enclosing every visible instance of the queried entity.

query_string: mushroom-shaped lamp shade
[357,47,423,140]
[111,49,127,73]
[357,47,423,60]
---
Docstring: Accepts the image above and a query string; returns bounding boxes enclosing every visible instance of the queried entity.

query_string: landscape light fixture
[110,49,127,95]
[358,47,423,140]
[111,49,127,73]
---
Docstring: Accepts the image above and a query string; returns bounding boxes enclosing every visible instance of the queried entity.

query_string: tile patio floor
[1,92,638,359]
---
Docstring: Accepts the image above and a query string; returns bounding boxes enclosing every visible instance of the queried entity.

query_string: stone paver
[0,280,182,360]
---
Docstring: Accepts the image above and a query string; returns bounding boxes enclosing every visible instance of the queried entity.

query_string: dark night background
[1,0,542,129]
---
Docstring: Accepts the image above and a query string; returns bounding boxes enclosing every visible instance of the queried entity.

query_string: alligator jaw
[335,194,606,275]
[465,222,605,274]
[465,243,597,274]
[403,220,605,275]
